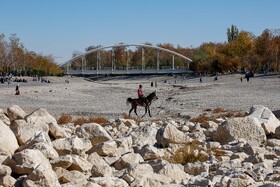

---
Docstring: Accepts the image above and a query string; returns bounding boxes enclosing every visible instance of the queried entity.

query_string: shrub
[57,114,72,124]
[87,117,108,125]
[169,141,208,165]
[73,117,87,126]
[190,114,211,123]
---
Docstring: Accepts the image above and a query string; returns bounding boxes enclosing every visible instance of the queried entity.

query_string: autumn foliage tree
[0,33,62,77]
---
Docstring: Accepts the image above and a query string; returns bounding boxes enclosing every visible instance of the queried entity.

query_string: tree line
[191,25,280,75]
[70,25,280,75]
[1,25,280,77]
[0,33,62,77]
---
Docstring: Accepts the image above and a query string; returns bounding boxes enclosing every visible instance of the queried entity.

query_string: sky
[1,0,279,64]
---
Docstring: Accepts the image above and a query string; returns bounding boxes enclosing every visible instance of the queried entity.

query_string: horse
[127,91,158,118]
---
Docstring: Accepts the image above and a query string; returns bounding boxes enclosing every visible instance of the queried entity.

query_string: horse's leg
[142,106,148,118]
[129,106,134,116]
[134,105,139,117]
[148,106,152,117]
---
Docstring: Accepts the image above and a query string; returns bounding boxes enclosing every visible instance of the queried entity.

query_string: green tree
[227,24,239,43]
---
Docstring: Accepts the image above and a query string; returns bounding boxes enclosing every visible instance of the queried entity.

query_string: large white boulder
[0,109,10,125]
[10,119,49,145]
[248,105,280,135]
[214,117,266,146]
[122,163,154,184]
[7,105,26,121]
[89,152,113,177]
[0,121,19,156]
[52,135,91,156]
[3,149,51,175]
[76,123,112,145]
[156,123,191,147]
[114,153,144,170]
[23,163,61,187]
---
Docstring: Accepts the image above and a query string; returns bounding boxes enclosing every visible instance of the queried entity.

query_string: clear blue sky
[1,0,279,64]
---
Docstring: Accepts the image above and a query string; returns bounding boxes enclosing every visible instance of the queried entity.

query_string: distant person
[15,84,20,95]
[151,82,153,87]
[245,74,250,82]
[240,76,243,82]
[200,77,203,83]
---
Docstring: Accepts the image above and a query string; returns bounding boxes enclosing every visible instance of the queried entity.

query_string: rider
[138,85,144,98]
[138,84,144,104]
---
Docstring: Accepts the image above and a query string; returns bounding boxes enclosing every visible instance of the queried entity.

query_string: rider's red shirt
[138,88,144,98]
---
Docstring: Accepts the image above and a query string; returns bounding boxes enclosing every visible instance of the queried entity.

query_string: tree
[227,24,239,43]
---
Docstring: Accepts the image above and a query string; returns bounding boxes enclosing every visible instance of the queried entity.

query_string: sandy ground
[0,74,280,120]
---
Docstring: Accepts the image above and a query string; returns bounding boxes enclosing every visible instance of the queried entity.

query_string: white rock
[114,153,144,170]
[248,105,280,135]
[158,163,190,183]
[10,119,49,145]
[76,123,112,145]
[0,109,10,125]
[22,163,61,187]
[122,163,154,184]
[7,105,26,121]
[3,149,51,175]
[0,120,19,156]
[214,117,266,146]
[156,123,191,147]
[89,152,113,177]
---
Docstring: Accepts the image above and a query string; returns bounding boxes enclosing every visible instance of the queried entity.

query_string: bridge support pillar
[172,55,175,70]
[111,50,114,73]
[142,48,145,71]
[157,50,160,70]
[82,56,85,74]
[127,50,129,73]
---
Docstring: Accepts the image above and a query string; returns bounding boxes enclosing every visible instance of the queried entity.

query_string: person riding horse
[127,90,158,117]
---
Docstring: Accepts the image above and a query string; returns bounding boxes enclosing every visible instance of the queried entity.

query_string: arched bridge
[61,43,193,75]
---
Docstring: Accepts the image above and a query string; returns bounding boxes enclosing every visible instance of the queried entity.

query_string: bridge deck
[64,69,192,75]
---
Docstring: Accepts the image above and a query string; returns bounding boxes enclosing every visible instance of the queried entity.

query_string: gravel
[0,74,279,120]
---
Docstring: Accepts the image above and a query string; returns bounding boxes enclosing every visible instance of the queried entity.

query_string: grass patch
[57,114,72,125]
[168,141,208,165]
[57,114,109,126]
[190,108,246,123]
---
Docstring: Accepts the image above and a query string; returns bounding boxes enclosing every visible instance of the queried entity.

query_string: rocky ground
[1,104,280,186]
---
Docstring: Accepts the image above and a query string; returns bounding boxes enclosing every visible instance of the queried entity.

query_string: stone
[248,105,280,135]
[214,117,266,146]
[3,149,50,175]
[52,135,91,156]
[0,109,10,125]
[7,105,26,121]
[89,152,113,177]
[122,164,154,184]
[50,155,73,169]
[10,119,49,145]
[89,140,117,156]
[76,123,112,145]
[158,163,189,183]
[0,120,19,156]
[156,123,191,148]
[114,153,144,170]
[67,155,92,173]
[22,163,61,187]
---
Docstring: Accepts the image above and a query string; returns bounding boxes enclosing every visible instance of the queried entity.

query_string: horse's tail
[126,98,132,105]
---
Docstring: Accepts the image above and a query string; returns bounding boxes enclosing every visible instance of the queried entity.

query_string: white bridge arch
[62,43,193,75]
